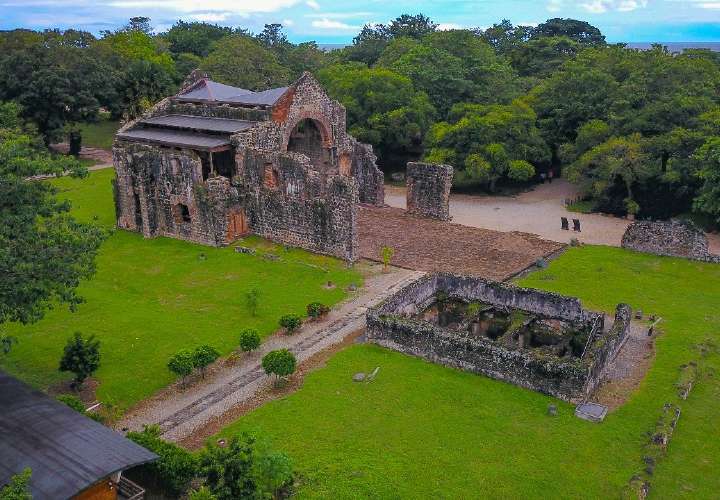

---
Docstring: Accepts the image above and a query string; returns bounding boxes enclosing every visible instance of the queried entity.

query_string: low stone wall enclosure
[367,273,632,402]
[622,219,720,263]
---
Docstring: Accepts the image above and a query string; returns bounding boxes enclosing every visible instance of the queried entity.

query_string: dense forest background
[2,14,720,224]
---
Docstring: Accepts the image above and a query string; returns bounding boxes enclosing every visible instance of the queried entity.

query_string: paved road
[118,267,425,442]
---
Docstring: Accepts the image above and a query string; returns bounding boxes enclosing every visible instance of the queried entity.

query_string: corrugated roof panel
[174,79,288,106]
[140,115,258,133]
[0,372,157,500]
[117,128,231,150]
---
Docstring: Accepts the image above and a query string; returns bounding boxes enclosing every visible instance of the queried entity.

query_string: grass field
[78,117,120,149]
[217,246,720,498]
[0,169,362,411]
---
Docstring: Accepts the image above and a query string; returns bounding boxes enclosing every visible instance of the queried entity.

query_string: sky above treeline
[1,0,719,43]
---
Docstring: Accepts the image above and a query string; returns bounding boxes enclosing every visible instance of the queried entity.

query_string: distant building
[0,371,157,500]
[112,71,384,261]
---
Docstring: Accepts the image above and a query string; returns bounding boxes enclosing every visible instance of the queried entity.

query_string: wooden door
[227,209,249,242]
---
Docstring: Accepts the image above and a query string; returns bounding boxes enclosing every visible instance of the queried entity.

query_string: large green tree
[0,104,105,345]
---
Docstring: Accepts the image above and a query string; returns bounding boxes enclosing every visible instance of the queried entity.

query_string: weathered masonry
[113,72,384,261]
[406,162,453,221]
[367,273,631,402]
[622,219,720,263]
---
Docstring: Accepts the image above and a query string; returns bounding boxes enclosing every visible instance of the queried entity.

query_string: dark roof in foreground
[175,79,289,106]
[140,115,258,133]
[117,128,231,151]
[0,372,157,500]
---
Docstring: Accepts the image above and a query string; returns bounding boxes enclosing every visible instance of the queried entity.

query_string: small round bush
[306,302,330,319]
[193,345,220,375]
[262,349,297,379]
[168,349,195,383]
[239,328,261,352]
[279,314,302,334]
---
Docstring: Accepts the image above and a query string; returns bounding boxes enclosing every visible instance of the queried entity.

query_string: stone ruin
[112,72,384,261]
[406,162,453,221]
[367,273,632,402]
[621,219,720,263]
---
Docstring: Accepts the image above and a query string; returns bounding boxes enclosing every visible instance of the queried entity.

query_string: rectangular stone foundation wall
[406,162,453,221]
[622,219,719,262]
[367,273,630,402]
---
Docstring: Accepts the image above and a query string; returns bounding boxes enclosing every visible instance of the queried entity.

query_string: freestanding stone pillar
[406,162,453,221]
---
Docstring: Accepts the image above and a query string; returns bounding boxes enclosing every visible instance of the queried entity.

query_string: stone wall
[621,219,718,262]
[367,273,630,402]
[406,162,453,221]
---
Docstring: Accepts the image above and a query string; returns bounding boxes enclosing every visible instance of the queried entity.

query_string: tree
[193,345,220,377]
[239,329,261,352]
[202,36,289,90]
[198,435,257,500]
[279,314,302,334]
[531,18,605,46]
[318,64,435,162]
[168,349,195,386]
[0,110,105,341]
[425,100,550,190]
[262,349,296,381]
[306,302,329,319]
[693,138,720,224]
[127,425,198,495]
[0,468,31,500]
[166,21,233,58]
[189,486,217,500]
[479,20,532,56]
[59,332,100,389]
[381,246,394,272]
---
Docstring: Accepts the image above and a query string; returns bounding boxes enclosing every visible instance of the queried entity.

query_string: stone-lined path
[118,267,425,442]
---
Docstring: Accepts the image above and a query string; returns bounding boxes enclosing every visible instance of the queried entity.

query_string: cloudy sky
[1,0,719,43]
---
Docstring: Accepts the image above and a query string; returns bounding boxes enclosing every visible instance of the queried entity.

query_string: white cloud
[189,12,232,22]
[547,0,563,12]
[697,1,720,8]
[517,21,540,27]
[107,0,302,14]
[578,0,648,13]
[305,0,319,9]
[304,11,373,19]
[282,18,295,26]
[311,18,360,30]
[437,22,463,30]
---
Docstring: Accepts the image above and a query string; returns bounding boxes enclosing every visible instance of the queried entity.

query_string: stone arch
[282,112,333,157]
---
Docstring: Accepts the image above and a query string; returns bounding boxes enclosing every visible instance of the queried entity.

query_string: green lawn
[78,118,120,149]
[217,246,720,499]
[1,169,362,411]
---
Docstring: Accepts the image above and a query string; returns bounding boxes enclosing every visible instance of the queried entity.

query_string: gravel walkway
[117,266,425,442]
[385,181,720,253]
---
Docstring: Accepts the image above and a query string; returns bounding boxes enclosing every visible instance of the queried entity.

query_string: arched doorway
[286,118,331,171]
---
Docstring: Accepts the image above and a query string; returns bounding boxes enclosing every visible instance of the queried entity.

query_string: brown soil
[47,377,99,404]
[51,143,113,165]
[358,205,564,281]
[178,329,364,450]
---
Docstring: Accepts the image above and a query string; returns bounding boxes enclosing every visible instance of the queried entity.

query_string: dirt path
[51,143,113,166]
[117,265,425,443]
[385,181,720,253]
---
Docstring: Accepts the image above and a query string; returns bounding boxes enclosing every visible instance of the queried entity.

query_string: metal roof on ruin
[0,371,157,500]
[116,128,232,151]
[175,78,289,106]
[140,115,258,133]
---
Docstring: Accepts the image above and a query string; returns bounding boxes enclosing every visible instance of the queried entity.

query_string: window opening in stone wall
[263,163,279,189]
[174,203,191,223]
[214,149,235,178]
[287,119,330,170]
[199,152,211,180]
[170,158,180,175]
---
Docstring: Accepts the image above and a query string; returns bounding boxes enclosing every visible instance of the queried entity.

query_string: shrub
[279,314,302,334]
[239,329,261,352]
[168,349,195,386]
[189,486,217,500]
[245,288,260,317]
[59,332,100,389]
[193,345,220,377]
[199,435,257,500]
[127,425,198,495]
[306,302,330,319]
[0,468,31,500]
[57,394,86,413]
[262,349,296,380]
[381,245,394,272]
[253,449,294,498]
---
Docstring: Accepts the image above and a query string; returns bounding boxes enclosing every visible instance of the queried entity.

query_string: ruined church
[112,72,384,261]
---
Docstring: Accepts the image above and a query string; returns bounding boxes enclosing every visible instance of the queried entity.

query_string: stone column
[406,162,453,221]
